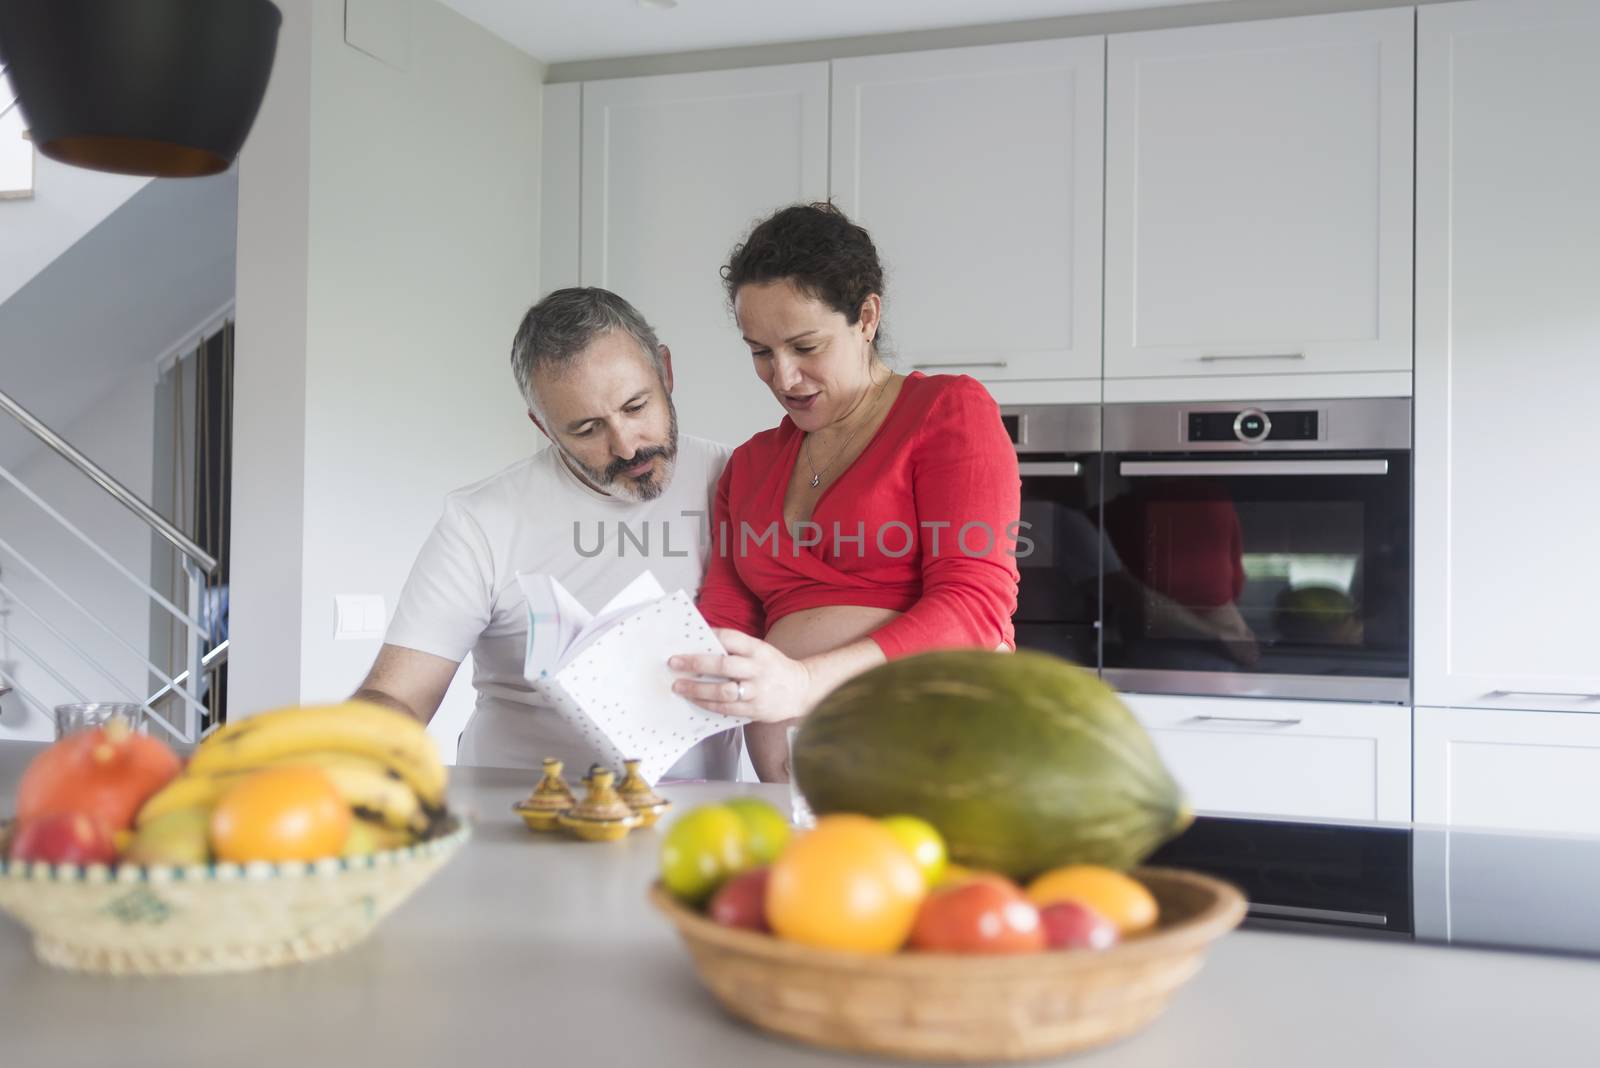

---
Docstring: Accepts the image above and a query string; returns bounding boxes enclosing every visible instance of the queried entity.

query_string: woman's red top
[696,372,1021,658]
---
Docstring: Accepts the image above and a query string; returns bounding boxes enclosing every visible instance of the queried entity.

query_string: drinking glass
[786,724,814,828]
[54,702,147,739]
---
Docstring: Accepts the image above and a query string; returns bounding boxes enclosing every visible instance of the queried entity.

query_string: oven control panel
[1187,408,1320,444]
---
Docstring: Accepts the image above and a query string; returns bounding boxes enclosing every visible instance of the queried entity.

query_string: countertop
[1,743,1596,1068]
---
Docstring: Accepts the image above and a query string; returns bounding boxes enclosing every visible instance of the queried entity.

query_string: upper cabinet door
[831,39,1105,384]
[1105,10,1413,379]
[580,64,829,449]
[1414,0,1600,714]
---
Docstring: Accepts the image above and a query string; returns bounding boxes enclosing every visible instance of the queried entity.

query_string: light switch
[335,594,387,640]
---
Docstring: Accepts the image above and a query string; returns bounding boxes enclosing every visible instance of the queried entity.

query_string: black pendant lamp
[0,0,281,178]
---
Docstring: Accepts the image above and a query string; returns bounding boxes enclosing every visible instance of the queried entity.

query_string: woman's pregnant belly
[763,604,902,660]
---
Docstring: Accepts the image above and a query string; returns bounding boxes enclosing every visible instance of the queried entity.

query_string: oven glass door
[1098,451,1410,698]
[1013,458,1100,668]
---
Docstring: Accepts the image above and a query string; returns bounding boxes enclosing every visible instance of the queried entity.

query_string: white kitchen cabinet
[1414,0,1600,713]
[1415,707,1600,835]
[1104,9,1413,382]
[580,64,829,448]
[830,38,1103,392]
[1121,694,1411,823]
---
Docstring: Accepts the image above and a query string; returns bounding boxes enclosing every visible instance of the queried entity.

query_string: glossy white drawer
[1120,694,1412,823]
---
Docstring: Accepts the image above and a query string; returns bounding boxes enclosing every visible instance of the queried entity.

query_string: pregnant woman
[668,203,1021,780]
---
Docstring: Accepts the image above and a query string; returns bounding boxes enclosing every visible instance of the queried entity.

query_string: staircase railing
[0,387,216,743]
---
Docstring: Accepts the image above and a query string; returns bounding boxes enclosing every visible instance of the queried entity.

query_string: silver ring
[735,681,748,702]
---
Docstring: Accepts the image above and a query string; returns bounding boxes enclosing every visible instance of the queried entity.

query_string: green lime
[880,814,949,888]
[723,797,792,866]
[660,805,748,904]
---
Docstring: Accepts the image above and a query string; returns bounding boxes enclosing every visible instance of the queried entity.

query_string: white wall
[232,0,544,759]
[0,365,156,739]
[0,155,150,310]
[0,70,32,197]
[229,0,313,723]
[0,171,239,473]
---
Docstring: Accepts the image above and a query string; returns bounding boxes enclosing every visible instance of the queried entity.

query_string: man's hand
[353,644,461,726]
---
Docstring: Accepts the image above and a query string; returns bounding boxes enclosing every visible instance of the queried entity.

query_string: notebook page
[561,571,669,667]
[517,573,593,679]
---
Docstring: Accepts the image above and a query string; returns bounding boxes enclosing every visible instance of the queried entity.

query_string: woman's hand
[668,629,813,723]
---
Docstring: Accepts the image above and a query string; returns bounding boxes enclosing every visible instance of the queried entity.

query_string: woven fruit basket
[651,867,1245,1063]
[0,817,469,976]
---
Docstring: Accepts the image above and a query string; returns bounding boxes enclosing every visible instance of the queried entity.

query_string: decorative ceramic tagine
[615,759,671,828]
[513,758,576,833]
[557,768,642,842]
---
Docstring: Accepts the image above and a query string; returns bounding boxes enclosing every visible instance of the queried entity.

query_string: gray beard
[560,402,680,502]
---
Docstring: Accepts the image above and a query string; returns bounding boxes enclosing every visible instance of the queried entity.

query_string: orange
[1025,865,1159,935]
[766,814,926,954]
[210,767,352,863]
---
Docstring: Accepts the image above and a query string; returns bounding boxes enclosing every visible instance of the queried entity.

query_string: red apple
[9,811,118,865]
[1040,901,1119,951]
[709,867,771,932]
[909,877,1046,954]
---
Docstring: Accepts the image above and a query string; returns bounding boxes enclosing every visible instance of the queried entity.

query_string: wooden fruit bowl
[650,867,1246,1063]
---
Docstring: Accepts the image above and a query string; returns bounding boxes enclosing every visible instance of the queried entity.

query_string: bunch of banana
[131,701,448,861]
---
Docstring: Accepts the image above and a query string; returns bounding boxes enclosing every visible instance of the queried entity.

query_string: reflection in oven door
[1003,405,1101,670]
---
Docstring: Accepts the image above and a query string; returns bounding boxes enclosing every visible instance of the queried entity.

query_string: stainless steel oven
[1002,404,1101,669]
[1097,398,1411,702]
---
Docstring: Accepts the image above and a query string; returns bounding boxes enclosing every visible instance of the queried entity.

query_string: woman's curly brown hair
[721,202,886,334]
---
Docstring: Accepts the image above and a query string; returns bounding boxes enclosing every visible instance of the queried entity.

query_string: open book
[516,571,748,785]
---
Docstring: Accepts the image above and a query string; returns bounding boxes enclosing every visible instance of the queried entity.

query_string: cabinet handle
[1196,352,1306,363]
[1185,714,1304,727]
[1121,460,1389,478]
[911,360,1009,370]
[1248,903,1389,926]
[1487,690,1600,700]
[1018,461,1083,477]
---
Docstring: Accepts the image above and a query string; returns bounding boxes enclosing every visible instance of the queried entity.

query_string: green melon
[791,650,1189,879]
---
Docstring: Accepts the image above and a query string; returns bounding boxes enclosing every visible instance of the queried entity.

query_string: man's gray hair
[511,288,665,411]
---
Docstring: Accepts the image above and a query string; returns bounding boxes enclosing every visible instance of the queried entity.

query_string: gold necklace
[803,370,892,489]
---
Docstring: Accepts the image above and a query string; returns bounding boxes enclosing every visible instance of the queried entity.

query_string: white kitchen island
[1,748,1594,1067]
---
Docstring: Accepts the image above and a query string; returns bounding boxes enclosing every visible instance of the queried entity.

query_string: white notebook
[516,571,748,785]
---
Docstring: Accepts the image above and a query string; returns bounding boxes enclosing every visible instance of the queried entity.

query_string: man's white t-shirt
[386,434,740,778]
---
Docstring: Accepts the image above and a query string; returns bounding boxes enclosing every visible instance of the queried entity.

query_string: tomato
[909,877,1046,954]
[879,815,948,888]
[766,814,925,954]
[723,798,791,866]
[1040,901,1119,951]
[660,805,749,904]
[709,867,771,932]
[1026,865,1159,936]
[210,767,351,863]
